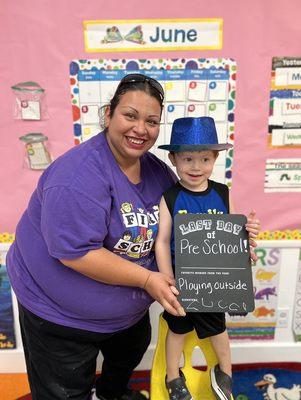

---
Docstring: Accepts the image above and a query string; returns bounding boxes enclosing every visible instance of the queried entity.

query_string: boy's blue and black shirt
[163,179,229,259]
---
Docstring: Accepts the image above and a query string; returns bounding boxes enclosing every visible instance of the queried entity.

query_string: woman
[7,74,260,400]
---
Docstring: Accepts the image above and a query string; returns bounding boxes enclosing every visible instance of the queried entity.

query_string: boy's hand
[245,210,261,262]
[144,272,186,316]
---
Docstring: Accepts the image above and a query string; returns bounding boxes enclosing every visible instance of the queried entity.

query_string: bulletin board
[70,58,236,186]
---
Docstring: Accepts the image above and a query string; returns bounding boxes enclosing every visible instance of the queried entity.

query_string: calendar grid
[70,58,236,186]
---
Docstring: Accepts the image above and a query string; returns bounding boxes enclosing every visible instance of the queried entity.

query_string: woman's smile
[105,90,161,167]
[125,135,147,148]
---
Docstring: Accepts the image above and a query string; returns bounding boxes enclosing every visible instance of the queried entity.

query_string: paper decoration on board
[268,57,301,148]
[124,25,145,44]
[227,247,281,341]
[293,250,301,341]
[101,26,123,43]
[83,19,222,52]
[174,214,254,313]
[11,81,48,120]
[69,58,236,186]
[19,133,52,170]
[0,245,16,349]
[264,158,301,192]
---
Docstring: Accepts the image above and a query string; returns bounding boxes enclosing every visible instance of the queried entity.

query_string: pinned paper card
[208,81,227,101]
[215,122,228,143]
[165,81,186,102]
[166,104,185,124]
[174,213,254,313]
[164,124,173,145]
[82,126,100,140]
[186,103,206,118]
[81,105,99,124]
[79,81,101,103]
[208,102,227,122]
[187,81,207,102]
[20,100,41,120]
[100,81,119,103]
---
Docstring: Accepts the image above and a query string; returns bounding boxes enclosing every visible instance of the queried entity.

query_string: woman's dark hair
[109,74,164,117]
[99,74,164,128]
[109,82,163,117]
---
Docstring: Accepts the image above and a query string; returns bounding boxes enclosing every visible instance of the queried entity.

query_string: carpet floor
[1,363,300,400]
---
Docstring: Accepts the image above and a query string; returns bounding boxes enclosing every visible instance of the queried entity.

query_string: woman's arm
[60,244,184,317]
[155,196,174,278]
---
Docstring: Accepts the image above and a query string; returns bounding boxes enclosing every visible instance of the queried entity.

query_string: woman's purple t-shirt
[7,133,175,333]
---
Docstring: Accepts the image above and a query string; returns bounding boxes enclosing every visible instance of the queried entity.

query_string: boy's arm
[229,192,235,213]
[155,196,174,278]
[229,192,260,262]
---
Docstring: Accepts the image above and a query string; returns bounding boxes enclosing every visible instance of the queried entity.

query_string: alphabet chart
[70,58,236,186]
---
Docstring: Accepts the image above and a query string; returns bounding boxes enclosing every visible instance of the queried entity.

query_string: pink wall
[1,0,301,232]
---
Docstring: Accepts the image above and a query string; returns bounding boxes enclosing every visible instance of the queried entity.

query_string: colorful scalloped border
[256,230,301,240]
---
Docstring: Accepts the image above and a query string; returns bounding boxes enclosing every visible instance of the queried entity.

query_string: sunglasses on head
[117,73,164,101]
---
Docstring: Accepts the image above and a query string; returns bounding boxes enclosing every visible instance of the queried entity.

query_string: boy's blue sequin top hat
[158,117,233,152]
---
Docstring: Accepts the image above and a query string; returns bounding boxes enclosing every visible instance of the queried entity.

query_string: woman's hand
[245,210,261,262]
[143,271,186,317]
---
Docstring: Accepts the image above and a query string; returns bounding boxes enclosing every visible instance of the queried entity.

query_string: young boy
[155,117,259,400]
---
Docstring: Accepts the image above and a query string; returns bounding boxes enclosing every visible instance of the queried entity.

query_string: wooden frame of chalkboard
[175,213,255,313]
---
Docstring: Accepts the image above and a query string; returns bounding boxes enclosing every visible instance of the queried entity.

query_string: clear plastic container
[19,133,52,170]
[12,81,48,120]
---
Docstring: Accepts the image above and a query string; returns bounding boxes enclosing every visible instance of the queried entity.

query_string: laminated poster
[268,57,301,149]
[0,245,16,349]
[264,158,301,192]
[227,247,281,341]
[293,250,301,341]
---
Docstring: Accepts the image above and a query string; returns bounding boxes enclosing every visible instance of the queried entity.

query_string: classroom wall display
[70,58,236,186]
[227,247,281,341]
[0,245,16,349]
[264,158,301,192]
[293,250,301,341]
[19,133,52,170]
[83,18,223,52]
[268,57,301,149]
[174,213,254,313]
[11,81,48,121]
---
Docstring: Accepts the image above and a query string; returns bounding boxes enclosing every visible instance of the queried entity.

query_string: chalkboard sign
[175,214,255,313]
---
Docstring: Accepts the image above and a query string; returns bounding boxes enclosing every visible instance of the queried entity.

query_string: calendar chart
[70,58,236,185]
